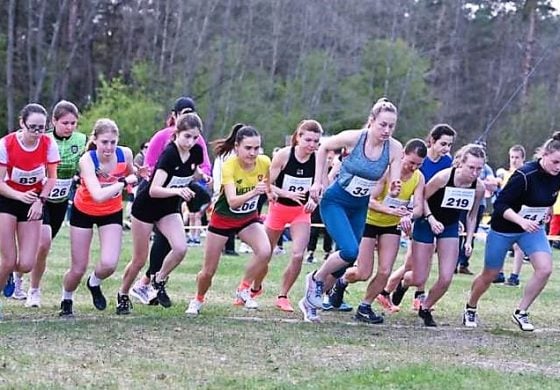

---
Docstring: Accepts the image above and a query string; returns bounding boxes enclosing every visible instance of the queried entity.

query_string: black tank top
[428,168,477,226]
[275,147,315,207]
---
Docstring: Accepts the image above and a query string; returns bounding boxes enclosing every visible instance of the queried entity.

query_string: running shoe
[275,297,294,312]
[328,278,347,308]
[462,307,478,328]
[3,273,15,298]
[504,275,520,287]
[86,277,107,311]
[492,272,505,284]
[376,294,400,313]
[116,293,132,315]
[390,280,408,306]
[418,307,437,327]
[305,251,315,264]
[130,281,155,305]
[25,289,41,308]
[11,274,27,300]
[152,278,172,308]
[512,310,534,331]
[185,299,203,315]
[298,298,321,323]
[354,304,384,324]
[235,288,258,309]
[304,272,324,308]
[59,299,74,318]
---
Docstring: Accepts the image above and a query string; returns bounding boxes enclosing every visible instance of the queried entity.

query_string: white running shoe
[236,288,258,309]
[304,272,324,309]
[512,311,534,331]
[298,298,321,323]
[462,308,478,328]
[130,282,154,305]
[185,299,203,315]
[12,275,27,300]
[25,289,41,308]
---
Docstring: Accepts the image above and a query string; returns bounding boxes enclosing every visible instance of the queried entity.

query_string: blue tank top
[336,130,390,197]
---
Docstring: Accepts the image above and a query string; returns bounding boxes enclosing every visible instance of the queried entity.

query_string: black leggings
[146,228,170,278]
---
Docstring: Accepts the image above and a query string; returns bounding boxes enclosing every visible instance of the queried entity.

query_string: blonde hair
[87,118,119,150]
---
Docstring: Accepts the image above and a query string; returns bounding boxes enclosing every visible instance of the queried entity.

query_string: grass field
[2,227,560,389]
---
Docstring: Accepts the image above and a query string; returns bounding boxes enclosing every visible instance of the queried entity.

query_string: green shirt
[47,130,87,202]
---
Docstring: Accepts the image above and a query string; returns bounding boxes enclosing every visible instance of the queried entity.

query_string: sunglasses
[25,123,47,133]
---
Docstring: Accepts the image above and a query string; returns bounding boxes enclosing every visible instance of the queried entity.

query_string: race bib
[344,176,376,197]
[518,205,548,224]
[382,196,410,209]
[282,174,312,193]
[167,175,193,189]
[441,187,475,210]
[48,178,73,200]
[230,196,259,214]
[11,166,45,186]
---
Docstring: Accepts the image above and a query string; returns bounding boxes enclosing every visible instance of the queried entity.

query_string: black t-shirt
[135,142,203,211]
[275,147,315,207]
[428,168,477,226]
[492,160,560,233]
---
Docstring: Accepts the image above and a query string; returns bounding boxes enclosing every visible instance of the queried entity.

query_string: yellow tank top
[366,170,421,227]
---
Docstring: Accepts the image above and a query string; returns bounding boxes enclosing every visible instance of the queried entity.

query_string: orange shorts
[264,201,311,231]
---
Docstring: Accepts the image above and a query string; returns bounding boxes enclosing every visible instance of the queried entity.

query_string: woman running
[24,101,86,308]
[59,118,136,317]
[385,124,456,310]
[253,119,322,312]
[342,139,427,324]
[405,144,485,327]
[117,113,204,314]
[186,124,272,315]
[302,98,403,322]
[0,103,59,316]
[463,133,560,331]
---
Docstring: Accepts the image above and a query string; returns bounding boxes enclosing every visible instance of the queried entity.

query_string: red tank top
[74,147,128,216]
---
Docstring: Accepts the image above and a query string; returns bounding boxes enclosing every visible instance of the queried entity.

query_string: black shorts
[70,205,122,228]
[0,195,36,222]
[132,202,180,224]
[208,218,262,238]
[363,223,401,239]
[43,200,68,239]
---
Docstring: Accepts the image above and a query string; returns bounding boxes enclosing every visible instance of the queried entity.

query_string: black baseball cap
[173,97,196,115]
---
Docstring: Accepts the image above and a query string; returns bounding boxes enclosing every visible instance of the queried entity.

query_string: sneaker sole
[354,313,384,324]
[275,304,294,312]
[298,299,320,323]
[130,291,150,305]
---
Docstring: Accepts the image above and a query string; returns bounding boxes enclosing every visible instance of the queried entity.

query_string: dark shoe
[354,304,384,324]
[504,276,520,286]
[492,272,505,284]
[3,273,15,298]
[391,280,408,306]
[59,299,74,317]
[152,278,172,308]
[458,266,474,275]
[419,307,437,327]
[328,278,347,308]
[116,293,132,315]
[86,277,107,310]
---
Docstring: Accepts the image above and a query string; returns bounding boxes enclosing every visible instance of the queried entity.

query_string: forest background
[1,0,560,168]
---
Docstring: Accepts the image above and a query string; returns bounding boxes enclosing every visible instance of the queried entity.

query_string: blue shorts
[412,218,459,244]
[484,228,551,269]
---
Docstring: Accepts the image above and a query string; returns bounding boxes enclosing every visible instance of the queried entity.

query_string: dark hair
[291,119,323,146]
[404,138,428,158]
[20,103,47,123]
[87,118,119,151]
[369,97,397,119]
[52,100,79,121]
[509,144,526,159]
[173,113,203,140]
[427,124,456,145]
[542,131,560,155]
[212,123,260,156]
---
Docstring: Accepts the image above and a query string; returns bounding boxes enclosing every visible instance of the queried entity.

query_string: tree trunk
[6,0,17,132]
[521,0,537,103]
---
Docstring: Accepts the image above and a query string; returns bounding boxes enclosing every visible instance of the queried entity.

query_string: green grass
[1,228,560,389]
